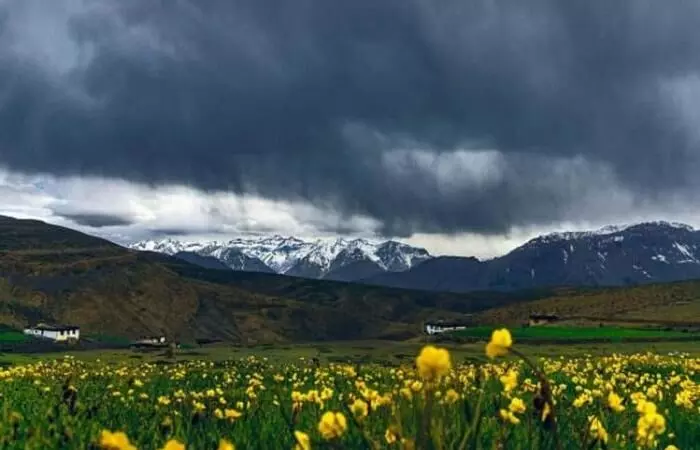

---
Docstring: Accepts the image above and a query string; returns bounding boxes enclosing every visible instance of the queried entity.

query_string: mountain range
[129,236,431,281]
[366,221,700,292]
[131,221,700,293]
[2,215,700,342]
[1,215,522,342]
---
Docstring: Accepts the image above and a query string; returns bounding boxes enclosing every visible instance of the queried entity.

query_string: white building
[424,323,468,335]
[23,324,80,342]
[131,336,167,347]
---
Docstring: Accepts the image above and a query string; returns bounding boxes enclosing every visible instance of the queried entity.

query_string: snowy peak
[129,238,190,255]
[302,238,354,271]
[376,240,431,271]
[514,221,700,270]
[127,235,432,281]
[522,221,696,247]
[363,220,700,293]
[224,236,314,273]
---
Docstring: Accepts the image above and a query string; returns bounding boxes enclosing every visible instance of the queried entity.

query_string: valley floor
[0,338,697,449]
[2,339,700,366]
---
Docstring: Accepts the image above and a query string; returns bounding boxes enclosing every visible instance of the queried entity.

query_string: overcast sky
[2,1,700,258]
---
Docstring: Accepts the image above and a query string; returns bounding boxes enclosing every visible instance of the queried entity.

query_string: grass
[3,339,700,366]
[0,331,28,343]
[0,340,697,449]
[448,326,698,342]
[84,334,133,346]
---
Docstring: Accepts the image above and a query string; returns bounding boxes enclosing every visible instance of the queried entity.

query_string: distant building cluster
[528,314,559,326]
[131,336,168,348]
[424,322,468,335]
[23,323,80,342]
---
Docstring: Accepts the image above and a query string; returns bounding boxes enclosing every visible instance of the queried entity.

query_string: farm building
[528,314,559,326]
[131,336,167,348]
[23,324,80,342]
[424,321,468,335]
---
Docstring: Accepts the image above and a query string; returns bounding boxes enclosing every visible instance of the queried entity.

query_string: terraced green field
[449,326,697,342]
[0,331,29,343]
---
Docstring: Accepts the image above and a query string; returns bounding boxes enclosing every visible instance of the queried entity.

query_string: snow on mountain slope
[129,238,191,254]
[128,235,432,280]
[216,236,313,273]
[365,221,700,293]
[527,221,695,246]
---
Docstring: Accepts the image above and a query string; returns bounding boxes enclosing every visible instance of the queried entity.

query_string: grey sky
[1,0,700,255]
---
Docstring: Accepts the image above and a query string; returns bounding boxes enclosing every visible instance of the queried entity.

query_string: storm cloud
[2,0,700,236]
[56,212,134,228]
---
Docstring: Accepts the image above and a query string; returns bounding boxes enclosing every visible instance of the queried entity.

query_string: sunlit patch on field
[0,330,697,449]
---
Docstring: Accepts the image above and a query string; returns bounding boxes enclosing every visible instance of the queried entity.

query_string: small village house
[131,336,167,348]
[424,320,469,335]
[528,314,559,327]
[23,323,80,342]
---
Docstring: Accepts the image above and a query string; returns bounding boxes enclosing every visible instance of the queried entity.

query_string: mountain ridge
[0,214,526,342]
[129,235,431,281]
[2,215,700,342]
[364,221,700,292]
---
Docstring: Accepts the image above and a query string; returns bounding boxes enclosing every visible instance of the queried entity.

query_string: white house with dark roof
[23,323,80,342]
[424,320,470,335]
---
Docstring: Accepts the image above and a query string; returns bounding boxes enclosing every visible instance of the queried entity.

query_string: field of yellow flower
[0,329,698,449]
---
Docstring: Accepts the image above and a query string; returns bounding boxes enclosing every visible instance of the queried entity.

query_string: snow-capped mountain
[128,235,432,281]
[365,221,700,292]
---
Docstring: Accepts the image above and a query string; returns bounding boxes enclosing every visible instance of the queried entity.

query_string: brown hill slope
[0,216,548,343]
[471,281,700,326]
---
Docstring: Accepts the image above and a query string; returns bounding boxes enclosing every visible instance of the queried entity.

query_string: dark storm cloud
[58,212,134,228]
[146,228,193,237]
[2,0,700,235]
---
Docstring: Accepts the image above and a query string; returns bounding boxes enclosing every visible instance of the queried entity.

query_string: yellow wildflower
[499,369,518,393]
[637,407,666,447]
[415,345,451,381]
[508,397,526,414]
[638,411,666,435]
[318,411,347,440]
[400,438,415,450]
[99,430,137,450]
[607,392,625,413]
[293,431,311,450]
[444,388,460,404]
[637,399,657,415]
[161,440,185,450]
[224,409,242,421]
[499,409,520,424]
[385,427,399,444]
[541,402,551,422]
[573,393,592,408]
[218,439,236,450]
[349,399,368,420]
[486,328,513,359]
[588,416,608,444]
